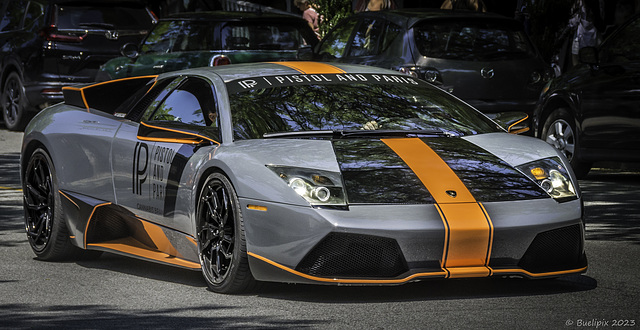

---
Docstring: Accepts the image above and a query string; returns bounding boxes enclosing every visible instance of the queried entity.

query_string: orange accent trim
[84,202,112,248]
[381,138,475,203]
[88,238,200,269]
[507,114,529,134]
[62,75,158,112]
[490,266,588,278]
[439,203,491,269]
[248,252,586,283]
[58,190,79,209]
[382,138,493,277]
[186,236,198,247]
[248,252,447,284]
[139,122,221,145]
[139,220,181,258]
[271,61,346,74]
[479,202,494,274]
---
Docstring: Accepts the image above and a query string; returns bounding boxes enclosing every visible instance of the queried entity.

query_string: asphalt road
[1,127,638,329]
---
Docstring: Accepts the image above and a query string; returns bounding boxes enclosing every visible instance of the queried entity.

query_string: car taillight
[210,55,231,66]
[41,26,85,43]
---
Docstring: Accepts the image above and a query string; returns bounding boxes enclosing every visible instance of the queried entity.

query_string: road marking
[0,186,22,191]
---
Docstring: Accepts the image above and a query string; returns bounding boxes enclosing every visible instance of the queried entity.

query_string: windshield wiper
[78,23,117,30]
[263,130,341,139]
[340,129,456,138]
[263,129,456,139]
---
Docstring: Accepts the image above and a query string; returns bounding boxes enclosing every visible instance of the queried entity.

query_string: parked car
[22,62,586,294]
[533,14,640,178]
[315,9,552,129]
[96,11,319,81]
[0,0,156,131]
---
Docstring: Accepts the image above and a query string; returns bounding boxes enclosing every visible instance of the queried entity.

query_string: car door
[111,76,219,229]
[111,77,183,224]
[579,15,640,152]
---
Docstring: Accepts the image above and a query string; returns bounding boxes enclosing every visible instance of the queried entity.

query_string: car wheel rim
[24,153,54,252]
[545,119,576,161]
[198,179,234,285]
[3,78,21,126]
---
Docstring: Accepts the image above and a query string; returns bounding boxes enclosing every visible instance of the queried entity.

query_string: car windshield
[57,5,153,30]
[226,73,500,140]
[414,19,535,61]
[221,22,309,50]
[141,20,309,54]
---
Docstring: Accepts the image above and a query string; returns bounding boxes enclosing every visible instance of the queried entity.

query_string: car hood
[225,133,558,205]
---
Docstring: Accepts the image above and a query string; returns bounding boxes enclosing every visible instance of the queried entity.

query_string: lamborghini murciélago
[21,62,587,294]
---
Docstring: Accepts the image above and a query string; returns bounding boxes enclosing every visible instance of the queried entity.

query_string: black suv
[0,0,156,130]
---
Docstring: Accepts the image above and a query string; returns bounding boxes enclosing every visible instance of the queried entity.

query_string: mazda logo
[481,67,495,79]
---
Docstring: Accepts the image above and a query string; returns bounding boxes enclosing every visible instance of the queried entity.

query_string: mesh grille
[85,207,131,243]
[518,224,585,273]
[296,233,408,278]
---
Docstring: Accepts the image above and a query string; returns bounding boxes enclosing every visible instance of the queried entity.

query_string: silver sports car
[21,62,587,294]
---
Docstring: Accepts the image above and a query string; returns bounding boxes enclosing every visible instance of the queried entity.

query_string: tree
[311,0,353,37]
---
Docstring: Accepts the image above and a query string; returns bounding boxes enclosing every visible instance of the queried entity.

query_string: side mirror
[137,121,216,145]
[121,43,139,59]
[579,46,598,65]
[491,112,530,134]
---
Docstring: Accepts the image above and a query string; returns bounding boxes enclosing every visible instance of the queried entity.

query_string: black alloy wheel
[23,148,83,260]
[197,172,255,294]
[2,72,28,131]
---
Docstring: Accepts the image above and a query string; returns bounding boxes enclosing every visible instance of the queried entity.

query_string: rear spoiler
[62,75,158,114]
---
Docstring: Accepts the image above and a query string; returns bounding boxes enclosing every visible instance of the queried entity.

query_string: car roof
[163,11,303,22]
[350,9,516,29]
[160,62,407,83]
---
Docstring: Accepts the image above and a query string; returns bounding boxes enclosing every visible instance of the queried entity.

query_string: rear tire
[2,72,31,131]
[541,108,591,178]
[197,172,256,294]
[23,148,85,260]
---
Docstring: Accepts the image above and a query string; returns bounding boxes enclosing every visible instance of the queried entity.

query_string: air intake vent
[518,224,586,273]
[296,233,408,278]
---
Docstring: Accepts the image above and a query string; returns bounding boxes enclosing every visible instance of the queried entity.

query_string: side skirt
[59,190,201,270]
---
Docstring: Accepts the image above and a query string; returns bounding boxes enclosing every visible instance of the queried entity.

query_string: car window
[175,21,216,51]
[221,23,309,50]
[602,16,640,63]
[24,2,44,31]
[148,78,216,126]
[348,19,386,57]
[141,20,183,54]
[227,74,499,140]
[414,19,535,61]
[56,4,154,30]
[0,1,25,32]
[317,18,358,58]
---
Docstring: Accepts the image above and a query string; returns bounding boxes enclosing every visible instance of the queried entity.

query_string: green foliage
[311,0,353,37]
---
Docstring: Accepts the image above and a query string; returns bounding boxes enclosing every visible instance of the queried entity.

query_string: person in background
[354,0,396,12]
[440,0,487,12]
[295,0,320,39]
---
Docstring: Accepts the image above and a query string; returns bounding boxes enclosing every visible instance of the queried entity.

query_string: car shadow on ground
[0,302,327,329]
[579,168,640,243]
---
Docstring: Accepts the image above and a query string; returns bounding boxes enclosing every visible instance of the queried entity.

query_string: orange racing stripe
[382,138,493,278]
[272,61,346,74]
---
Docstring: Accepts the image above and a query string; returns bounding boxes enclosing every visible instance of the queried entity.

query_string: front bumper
[241,198,587,285]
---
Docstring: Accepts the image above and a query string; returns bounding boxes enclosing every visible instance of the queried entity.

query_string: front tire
[2,72,30,131]
[23,148,84,260]
[197,172,255,294]
[541,108,591,178]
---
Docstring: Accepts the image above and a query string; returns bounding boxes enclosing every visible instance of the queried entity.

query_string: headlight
[267,165,346,206]
[517,157,577,202]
